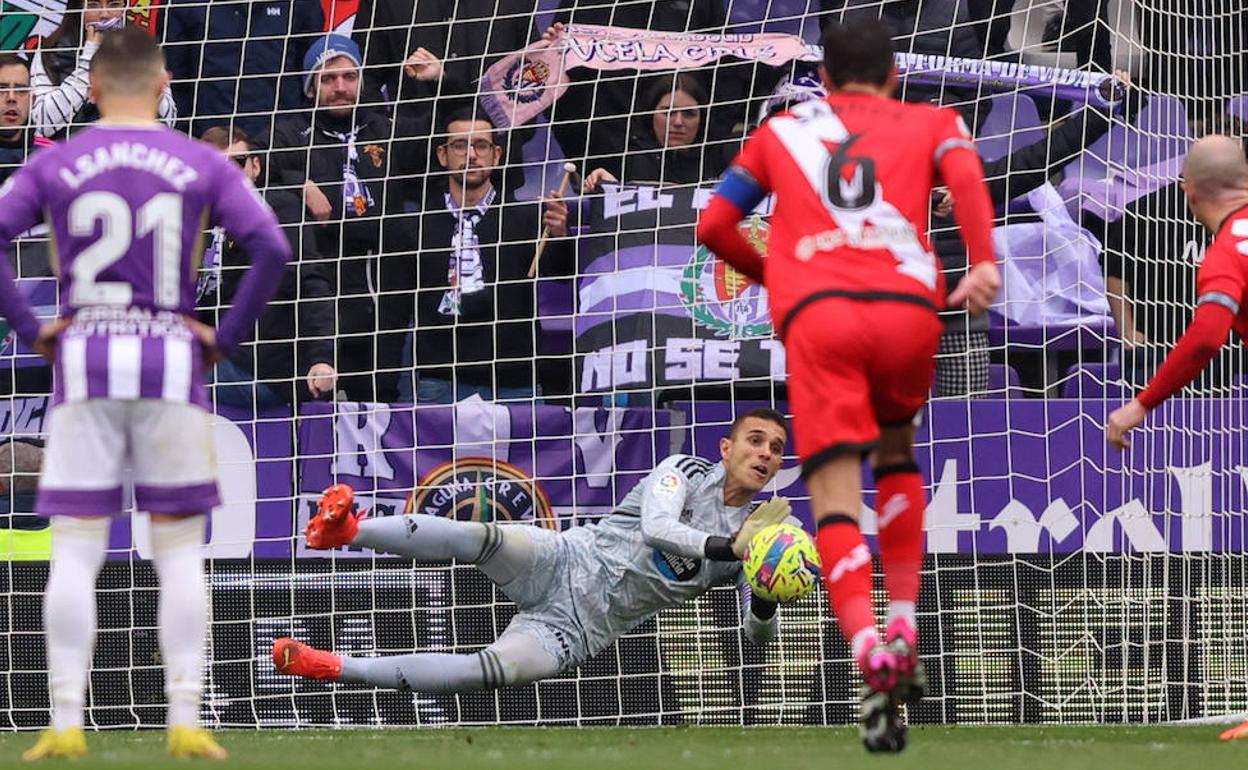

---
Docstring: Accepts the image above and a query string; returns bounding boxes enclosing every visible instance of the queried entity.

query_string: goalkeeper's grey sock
[353,514,493,563]
[339,652,498,692]
[338,629,564,692]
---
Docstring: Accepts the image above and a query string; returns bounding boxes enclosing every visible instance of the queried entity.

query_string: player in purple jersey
[0,28,290,761]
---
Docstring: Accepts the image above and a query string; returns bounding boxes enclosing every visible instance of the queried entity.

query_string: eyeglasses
[445,140,495,155]
[0,83,30,95]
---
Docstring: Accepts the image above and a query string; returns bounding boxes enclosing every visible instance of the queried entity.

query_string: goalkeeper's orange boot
[305,483,366,549]
[1220,720,1248,741]
[272,637,343,681]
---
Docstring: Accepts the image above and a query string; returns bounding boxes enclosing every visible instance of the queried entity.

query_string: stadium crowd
[0,0,1244,407]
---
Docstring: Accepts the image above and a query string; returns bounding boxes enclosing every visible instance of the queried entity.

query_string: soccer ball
[742,523,822,604]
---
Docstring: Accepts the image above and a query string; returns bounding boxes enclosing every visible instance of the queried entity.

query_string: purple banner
[576,184,782,392]
[3,397,1244,558]
[684,399,1248,554]
[294,401,681,557]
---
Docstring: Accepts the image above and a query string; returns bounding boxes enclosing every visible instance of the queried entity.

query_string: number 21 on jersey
[68,191,183,308]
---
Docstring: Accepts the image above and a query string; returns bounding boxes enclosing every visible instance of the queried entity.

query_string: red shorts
[784,298,942,474]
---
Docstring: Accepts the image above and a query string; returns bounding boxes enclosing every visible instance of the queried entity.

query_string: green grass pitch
[0,726,1244,769]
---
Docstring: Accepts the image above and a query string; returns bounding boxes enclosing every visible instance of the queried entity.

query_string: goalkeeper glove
[731,496,791,558]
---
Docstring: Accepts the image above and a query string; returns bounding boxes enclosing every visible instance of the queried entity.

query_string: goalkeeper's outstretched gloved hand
[732,496,791,558]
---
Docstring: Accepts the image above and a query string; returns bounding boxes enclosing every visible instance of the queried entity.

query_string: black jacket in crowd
[350,0,540,192]
[352,0,540,126]
[377,181,574,395]
[1099,182,1204,349]
[267,106,423,401]
[198,188,335,406]
[0,128,34,187]
[162,0,325,138]
[617,125,731,186]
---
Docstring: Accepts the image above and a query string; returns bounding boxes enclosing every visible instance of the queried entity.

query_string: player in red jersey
[696,18,999,752]
[1104,135,1248,744]
[1108,135,1248,446]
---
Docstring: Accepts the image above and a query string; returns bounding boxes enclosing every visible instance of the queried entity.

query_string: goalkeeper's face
[720,417,786,492]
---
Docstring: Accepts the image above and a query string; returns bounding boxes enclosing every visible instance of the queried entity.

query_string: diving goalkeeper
[274,408,796,691]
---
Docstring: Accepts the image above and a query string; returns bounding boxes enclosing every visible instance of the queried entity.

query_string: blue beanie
[303,34,362,97]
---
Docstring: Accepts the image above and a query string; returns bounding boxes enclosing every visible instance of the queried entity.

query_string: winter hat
[303,34,362,97]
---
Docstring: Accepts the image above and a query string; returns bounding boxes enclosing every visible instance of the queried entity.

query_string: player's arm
[208,158,293,354]
[934,111,1000,315]
[1108,237,1245,449]
[695,129,772,284]
[0,171,52,349]
[737,573,779,645]
[1107,305,1236,450]
[639,459,728,560]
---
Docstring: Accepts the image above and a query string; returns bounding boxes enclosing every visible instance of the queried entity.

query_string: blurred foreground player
[274,410,797,693]
[0,28,290,760]
[696,18,999,751]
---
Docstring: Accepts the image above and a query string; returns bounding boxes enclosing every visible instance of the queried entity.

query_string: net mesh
[0,0,1246,728]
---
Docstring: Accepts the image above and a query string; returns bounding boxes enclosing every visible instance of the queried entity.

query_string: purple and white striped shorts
[37,399,220,516]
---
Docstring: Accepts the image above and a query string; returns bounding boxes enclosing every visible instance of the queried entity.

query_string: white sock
[887,601,916,629]
[150,516,207,729]
[45,516,110,731]
[851,627,880,660]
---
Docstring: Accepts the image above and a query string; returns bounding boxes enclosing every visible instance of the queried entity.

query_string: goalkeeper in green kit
[273,408,806,691]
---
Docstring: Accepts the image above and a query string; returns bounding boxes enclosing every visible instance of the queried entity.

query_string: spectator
[379,107,571,404]
[162,0,324,138]
[0,54,33,187]
[267,34,420,402]
[1,53,55,328]
[351,0,542,197]
[966,0,1015,59]
[29,0,176,139]
[932,70,1140,397]
[582,73,730,191]
[197,126,337,409]
[1101,115,1248,390]
[546,0,743,181]
[1038,0,1113,73]
[351,0,539,127]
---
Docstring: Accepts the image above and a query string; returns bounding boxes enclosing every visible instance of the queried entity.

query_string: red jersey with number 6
[731,92,975,332]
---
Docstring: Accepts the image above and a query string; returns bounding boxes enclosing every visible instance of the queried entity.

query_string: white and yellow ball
[742,523,822,604]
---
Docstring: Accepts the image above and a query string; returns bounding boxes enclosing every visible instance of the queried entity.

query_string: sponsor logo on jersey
[652,549,702,582]
[680,217,772,338]
[503,58,551,105]
[403,458,557,529]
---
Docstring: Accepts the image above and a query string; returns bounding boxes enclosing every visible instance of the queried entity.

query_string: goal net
[0,0,1246,729]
